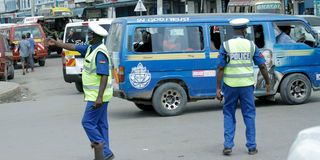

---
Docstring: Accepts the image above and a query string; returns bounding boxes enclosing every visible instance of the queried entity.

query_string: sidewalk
[0,82,20,103]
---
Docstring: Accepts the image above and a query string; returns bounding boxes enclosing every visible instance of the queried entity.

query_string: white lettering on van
[136,17,190,23]
[129,63,151,89]
[316,74,320,81]
[137,18,146,22]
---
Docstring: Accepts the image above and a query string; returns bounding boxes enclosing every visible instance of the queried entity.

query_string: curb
[0,82,21,103]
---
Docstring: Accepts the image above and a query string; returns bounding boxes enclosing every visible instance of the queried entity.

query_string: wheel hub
[161,89,181,110]
[290,80,306,99]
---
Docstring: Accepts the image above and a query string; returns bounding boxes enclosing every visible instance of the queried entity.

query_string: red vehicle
[0,34,14,80]
[0,23,48,67]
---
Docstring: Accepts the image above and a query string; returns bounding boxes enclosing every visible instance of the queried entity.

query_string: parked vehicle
[0,34,14,80]
[108,13,320,116]
[0,23,48,68]
[62,18,113,92]
[23,15,72,55]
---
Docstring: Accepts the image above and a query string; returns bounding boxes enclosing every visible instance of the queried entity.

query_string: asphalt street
[0,57,320,160]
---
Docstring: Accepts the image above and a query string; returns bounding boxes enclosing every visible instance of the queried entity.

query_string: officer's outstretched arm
[47,38,76,51]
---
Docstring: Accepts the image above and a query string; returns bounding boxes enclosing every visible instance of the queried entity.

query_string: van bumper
[113,89,152,100]
[113,89,127,99]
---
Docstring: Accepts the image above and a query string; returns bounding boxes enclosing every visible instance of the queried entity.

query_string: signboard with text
[315,0,320,16]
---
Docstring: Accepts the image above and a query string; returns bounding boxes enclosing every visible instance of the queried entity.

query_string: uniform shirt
[75,43,109,76]
[218,37,265,68]
[18,39,30,58]
[28,38,35,55]
[276,32,296,44]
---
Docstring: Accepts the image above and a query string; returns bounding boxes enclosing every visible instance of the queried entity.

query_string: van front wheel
[39,59,46,66]
[280,74,311,105]
[152,82,187,116]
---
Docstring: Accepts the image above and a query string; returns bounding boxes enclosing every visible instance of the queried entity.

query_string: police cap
[89,22,108,37]
[229,18,250,29]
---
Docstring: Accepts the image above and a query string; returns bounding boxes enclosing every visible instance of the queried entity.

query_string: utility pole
[31,0,35,16]
[157,0,163,15]
[185,0,188,14]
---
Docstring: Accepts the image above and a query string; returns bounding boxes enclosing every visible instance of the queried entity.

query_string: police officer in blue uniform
[216,18,271,156]
[47,22,114,160]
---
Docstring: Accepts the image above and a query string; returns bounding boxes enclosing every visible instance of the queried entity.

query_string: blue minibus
[107,14,320,116]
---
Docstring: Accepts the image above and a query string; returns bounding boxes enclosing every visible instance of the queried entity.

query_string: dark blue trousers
[82,101,112,156]
[223,84,256,149]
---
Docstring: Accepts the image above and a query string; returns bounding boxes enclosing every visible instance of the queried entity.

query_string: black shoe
[248,148,258,155]
[223,148,232,156]
[104,153,114,160]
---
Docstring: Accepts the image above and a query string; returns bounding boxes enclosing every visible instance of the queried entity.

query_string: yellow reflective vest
[82,44,113,102]
[223,37,255,87]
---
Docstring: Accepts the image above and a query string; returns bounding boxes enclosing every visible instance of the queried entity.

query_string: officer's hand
[46,38,56,46]
[93,97,103,109]
[216,89,222,101]
[265,83,271,96]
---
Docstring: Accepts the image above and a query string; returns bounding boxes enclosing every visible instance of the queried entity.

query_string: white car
[287,126,320,160]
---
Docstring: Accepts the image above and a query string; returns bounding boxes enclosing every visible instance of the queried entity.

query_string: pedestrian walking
[18,34,30,75]
[47,22,114,160]
[216,18,271,156]
[26,33,35,72]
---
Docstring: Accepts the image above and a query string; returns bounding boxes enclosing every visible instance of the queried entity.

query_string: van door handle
[276,56,285,58]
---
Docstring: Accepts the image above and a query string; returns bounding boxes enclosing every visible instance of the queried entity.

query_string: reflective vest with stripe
[82,44,113,102]
[223,38,255,87]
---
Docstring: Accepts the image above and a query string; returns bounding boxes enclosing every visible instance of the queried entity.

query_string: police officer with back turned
[216,18,271,156]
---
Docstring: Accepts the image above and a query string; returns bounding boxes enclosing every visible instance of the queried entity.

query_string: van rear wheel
[280,74,311,104]
[152,82,187,116]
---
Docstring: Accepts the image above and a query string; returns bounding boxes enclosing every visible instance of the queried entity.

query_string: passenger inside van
[134,30,152,52]
[275,25,296,43]
[210,26,221,50]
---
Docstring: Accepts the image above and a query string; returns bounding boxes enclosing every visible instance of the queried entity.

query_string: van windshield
[14,26,42,40]
[64,24,110,45]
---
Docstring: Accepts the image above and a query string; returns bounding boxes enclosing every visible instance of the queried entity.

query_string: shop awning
[96,0,138,8]
[16,11,31,18]
[228,0,254,6]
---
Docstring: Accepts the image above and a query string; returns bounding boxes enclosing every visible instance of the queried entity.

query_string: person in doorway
[216,18,271,156]
[26,33,35,72]
[18,34,30,75]
[47,22,114,160]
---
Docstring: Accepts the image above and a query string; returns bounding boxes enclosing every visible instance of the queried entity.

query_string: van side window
[218,25,265,48]
[274,21,316,47]
[253,25,265,48]
[132,26,204,53]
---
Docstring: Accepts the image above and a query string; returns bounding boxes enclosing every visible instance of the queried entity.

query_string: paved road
[0,57,320,160]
